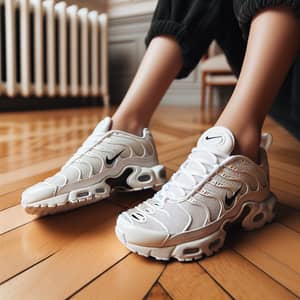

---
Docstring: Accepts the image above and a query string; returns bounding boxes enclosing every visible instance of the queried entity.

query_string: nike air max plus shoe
[22,117,166,216]
[115,126,277,262]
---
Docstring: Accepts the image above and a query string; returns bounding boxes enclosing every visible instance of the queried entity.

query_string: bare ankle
[233,128,261,163]
[111,117,145,136]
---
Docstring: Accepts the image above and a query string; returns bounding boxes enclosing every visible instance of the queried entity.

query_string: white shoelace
[63,131,107,168]
[152,147,227,205]
[133,148,226,218]
[43,131,107,187]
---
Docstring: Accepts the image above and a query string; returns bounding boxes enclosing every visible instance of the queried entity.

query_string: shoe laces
[63,130,107,168]
[152,147,227,206]
[44,130,110,188]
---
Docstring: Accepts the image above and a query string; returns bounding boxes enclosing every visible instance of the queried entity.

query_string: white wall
[107,0,157,18]
[59,0,108,11]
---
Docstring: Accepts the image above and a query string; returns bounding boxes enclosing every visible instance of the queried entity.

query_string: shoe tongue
[93,116,112,134]
[197,126,235,156]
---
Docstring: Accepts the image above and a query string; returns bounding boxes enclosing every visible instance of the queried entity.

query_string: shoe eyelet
[131,212,146,223]
[143,207,154,214]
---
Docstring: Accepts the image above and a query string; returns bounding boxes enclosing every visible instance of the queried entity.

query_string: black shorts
[145,0,300,79]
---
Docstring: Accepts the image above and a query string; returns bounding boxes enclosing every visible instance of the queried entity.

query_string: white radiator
[0,0,109,106]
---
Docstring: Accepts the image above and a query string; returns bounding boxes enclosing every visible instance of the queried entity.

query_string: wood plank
[158,136,198,164]
[268,160,300,177]
[276,204,300,233]
[0,205,37,235]
[0,217,128,300]
[0,201,121,283]
[159,262,230,300]
[0,110,101,174]
[272,188,300,209]
[145,283,172,300]
[0,189,24,211]
[164,162,179,172]
[270,177,300,200]
[0,149,70,175]
[0,155,70,187]
[269,147,300,167]
[0,169,59,197]
[268,152,300,168]
[151,130,179,145]
[232,223,300,296]
[72,254,164,300]
[199,249,297,300]
[270,165,300,188]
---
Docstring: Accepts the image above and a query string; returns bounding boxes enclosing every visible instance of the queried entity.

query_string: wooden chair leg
[208,85,213,106]
[201,71,207,109]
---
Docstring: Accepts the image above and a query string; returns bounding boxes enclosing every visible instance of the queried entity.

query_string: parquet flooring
[0,106,299,300]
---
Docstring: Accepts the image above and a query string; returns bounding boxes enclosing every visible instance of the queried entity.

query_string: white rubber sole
[22,165,166,216]
[115,193,277,262]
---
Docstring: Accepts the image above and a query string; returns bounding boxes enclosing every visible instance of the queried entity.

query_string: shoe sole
[22,165,166,216]
[115,193,277,262]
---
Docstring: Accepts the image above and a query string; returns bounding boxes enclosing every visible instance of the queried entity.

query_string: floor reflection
[0,107,111,173]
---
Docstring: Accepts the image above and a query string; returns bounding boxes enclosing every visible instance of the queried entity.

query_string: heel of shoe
[241,193,277,231]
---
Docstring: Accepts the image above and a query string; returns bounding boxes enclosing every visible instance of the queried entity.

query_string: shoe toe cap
[116,212,168,246]
[21,183,56,206]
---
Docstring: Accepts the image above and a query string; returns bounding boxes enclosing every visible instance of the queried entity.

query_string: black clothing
[145,0,300,138]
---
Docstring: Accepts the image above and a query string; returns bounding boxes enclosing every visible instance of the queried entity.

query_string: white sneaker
[22,117,166,216]
[115,126,277,261]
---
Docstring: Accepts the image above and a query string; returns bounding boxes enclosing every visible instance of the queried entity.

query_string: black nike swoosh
[106,150,124,165]
[224,186,242,209]
[205,135,223,140]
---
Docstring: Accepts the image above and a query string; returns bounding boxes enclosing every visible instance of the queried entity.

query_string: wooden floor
[0,105,299,300]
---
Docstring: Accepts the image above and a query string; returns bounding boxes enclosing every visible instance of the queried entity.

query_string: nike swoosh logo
[224,186,242,209]
[205,135,223,140]
[106,150,124,165]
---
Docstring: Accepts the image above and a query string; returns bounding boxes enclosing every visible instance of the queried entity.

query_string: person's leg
[111,0,224,136]
[112,35,182,135]
[215,7,300,162]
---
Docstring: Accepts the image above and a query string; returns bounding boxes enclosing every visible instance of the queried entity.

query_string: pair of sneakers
[22,117,276,261]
